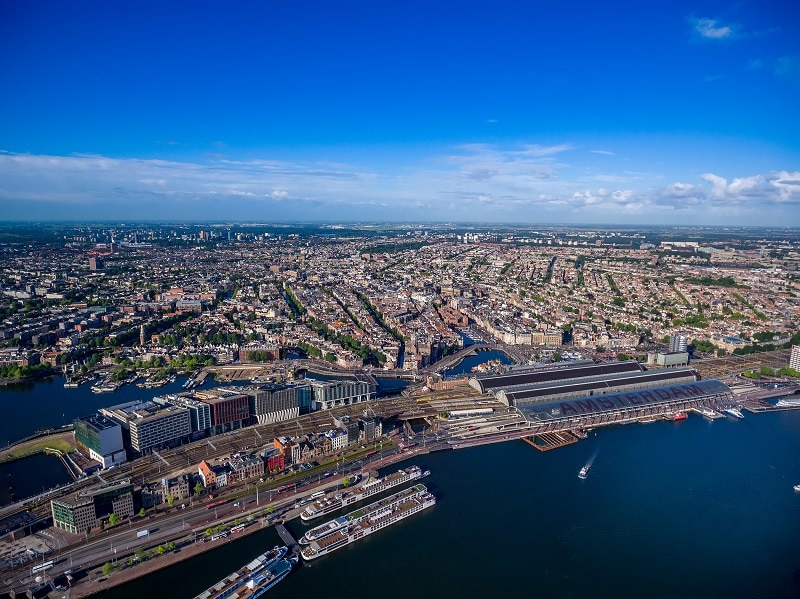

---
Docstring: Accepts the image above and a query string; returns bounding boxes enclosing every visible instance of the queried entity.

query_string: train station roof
[470,360,644,393]
[500,368,697,405]
[519,379,732,422]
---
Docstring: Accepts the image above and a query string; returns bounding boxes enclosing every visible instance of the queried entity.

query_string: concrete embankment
[62,447,433,598]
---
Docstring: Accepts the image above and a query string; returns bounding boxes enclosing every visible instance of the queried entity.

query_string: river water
[4,370,800,598]
[95,409,800,599]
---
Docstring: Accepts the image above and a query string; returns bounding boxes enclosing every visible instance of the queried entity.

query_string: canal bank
[90,409,800,599]
[49,447,433,599]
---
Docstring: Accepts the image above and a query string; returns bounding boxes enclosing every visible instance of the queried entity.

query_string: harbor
[2,353,800,598]
[84,409,800,599]
[299,484,436,561]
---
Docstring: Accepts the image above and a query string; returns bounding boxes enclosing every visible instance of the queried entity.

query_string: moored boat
[724,407,745,419]
[300,466,425,522]
[238,556,297,598]
[776,398,800,408]
[300,484,435,561]
[672,411,688,421]
[193,545,287,599]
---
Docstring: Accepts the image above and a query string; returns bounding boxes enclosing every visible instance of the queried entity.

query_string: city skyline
[1,1,798,225]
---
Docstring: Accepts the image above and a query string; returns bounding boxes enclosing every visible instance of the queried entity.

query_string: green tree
[342,477,351,487]
[205,527,213,537]
[194,482,203,496]
[167,541,176,552]
[157,545,166,556]
[166,493,175,508]
[108,513,119,526]
[101,562,114,576]
[135,548,145,562]
[138,508,146,517]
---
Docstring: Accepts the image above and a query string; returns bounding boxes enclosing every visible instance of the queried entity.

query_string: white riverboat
[300,466,428,522]
[300,484,435,561]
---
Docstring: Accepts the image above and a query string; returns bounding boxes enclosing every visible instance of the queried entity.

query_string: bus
[310,491,325,499]
[230,524,245,533]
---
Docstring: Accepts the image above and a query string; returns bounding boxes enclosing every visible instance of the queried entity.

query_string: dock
[740,399,800,413]
[274,523,300,557]
[522,431,579,452]
[690,407,724,420]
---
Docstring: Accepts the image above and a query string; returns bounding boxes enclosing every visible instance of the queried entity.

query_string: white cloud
[0,149,796,225]
[771,171,800,200]
[699,171,800,204]
[591,149,615,156]
[700,172,728,198]
[694,17,733,40]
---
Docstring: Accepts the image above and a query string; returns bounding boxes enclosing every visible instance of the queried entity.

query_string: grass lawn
[0,435,75,463]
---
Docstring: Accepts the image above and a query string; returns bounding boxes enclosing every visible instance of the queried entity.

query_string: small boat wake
[578,448,599,480]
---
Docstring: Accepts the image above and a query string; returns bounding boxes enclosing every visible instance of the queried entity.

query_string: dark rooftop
[502,368,698,405]
[472,360,644,393]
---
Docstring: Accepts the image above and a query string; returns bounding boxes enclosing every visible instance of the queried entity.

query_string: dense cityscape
[3,222,799,374]
[0,222,799,598]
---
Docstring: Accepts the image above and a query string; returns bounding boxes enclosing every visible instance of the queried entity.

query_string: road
[0,436,429,594]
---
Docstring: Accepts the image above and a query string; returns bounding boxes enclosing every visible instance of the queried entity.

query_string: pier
[522,431,579,452]
[274,523,300,557]
[690,407,724,419]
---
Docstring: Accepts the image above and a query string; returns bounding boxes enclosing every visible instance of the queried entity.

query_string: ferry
[724,407,745,419]
[578,464,590,480]
[300,484,435,561]
[193,545,287,599]
[672,411,688,421]
[300,466,428,522]
[776,398,800,408]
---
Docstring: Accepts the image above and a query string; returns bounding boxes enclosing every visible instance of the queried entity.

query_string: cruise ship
[300,484,435,561]
[193,545,287,599]
[300,466,428,522]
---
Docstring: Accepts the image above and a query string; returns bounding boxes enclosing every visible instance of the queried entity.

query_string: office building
[669,334,688,353]
[790,345,800,371]
[51,479,134,534]
[73,414,126,469]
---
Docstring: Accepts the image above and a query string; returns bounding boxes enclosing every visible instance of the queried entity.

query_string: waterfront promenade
[1,441,431,598]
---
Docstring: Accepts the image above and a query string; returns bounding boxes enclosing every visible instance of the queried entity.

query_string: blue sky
[1,1,798,225]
